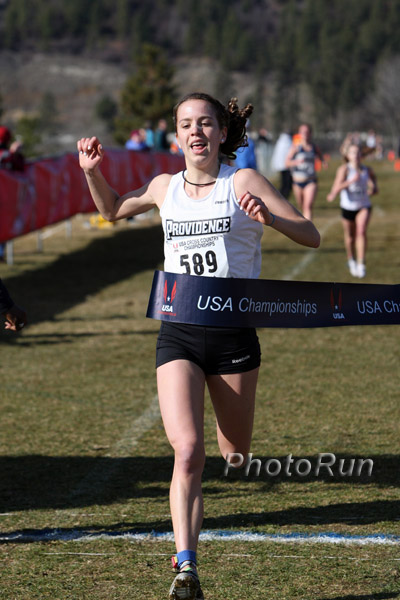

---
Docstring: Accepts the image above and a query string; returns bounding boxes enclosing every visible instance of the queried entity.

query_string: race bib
[165,234,229,277]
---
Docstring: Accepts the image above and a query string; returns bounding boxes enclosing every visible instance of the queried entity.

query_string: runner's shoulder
[151,172,173,189]
[149,173,173,197]
[234,167,268,195]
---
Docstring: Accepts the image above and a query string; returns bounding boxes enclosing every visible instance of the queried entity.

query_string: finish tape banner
[146,270,400,328]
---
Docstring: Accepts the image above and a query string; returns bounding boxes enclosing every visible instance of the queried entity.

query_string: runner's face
[347,145,361,164]
[299,125,311,142]
[175,99,226,166]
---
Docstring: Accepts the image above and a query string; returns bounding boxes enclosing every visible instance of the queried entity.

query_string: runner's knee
[173,443,205,476]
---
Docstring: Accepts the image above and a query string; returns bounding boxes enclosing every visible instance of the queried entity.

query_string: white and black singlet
[340,165,372,212]
[160,163,263,279]
[291,144,317,185]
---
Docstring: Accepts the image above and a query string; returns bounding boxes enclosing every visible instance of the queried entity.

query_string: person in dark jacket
[0,278,27,331]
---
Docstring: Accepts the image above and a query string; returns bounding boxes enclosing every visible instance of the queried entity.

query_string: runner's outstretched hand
[77,137,104,173]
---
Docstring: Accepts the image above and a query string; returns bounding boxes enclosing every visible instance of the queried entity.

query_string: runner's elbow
[301,225,320,248]
[101,201,120,222]
[310,230,321,248]
[99,210,115,222]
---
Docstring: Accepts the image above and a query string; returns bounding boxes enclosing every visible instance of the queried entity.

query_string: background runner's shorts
[156,322,261,375]
[341,207,371,221]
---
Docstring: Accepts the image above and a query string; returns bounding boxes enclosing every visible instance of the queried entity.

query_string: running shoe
[169,558,204,600]
[356,262,366,278]
[347,258,358,277]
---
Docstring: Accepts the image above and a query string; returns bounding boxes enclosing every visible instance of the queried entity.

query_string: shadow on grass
[8,329,158,347]
[317,594,399,600]
[202,498,400,530]
[0,454,399,519]
[261,246,344,257]
[0,223,164,340]
[1,452,400,544]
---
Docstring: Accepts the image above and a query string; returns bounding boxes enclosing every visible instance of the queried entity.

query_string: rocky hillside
[0,51,126,151]
[0,50,265,154]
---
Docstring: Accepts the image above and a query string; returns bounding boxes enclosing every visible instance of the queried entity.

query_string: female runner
[78,93,320,600]
[327,143,377,278]
[285,123,325,221]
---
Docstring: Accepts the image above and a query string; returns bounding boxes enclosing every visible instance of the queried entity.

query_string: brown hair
[173,92,253,160]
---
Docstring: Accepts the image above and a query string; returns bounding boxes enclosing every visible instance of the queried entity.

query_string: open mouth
[190,141,207,152]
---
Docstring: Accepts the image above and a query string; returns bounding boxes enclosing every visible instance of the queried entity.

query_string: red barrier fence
[0,149,185,244]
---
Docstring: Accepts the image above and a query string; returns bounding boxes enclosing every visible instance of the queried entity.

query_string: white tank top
[340,165,371,211]
[160,163,263,278]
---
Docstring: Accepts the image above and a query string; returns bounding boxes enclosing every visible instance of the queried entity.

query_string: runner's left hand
[238,192,274,226]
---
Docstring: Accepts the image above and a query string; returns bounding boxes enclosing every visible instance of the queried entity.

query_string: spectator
[143,121,154,148]
[170,135,183,156]
[257,127,271,144]
[365,129,377,155]
[234,120,257,169]
[125,129,148,151]
[270,130,293,199]
[0,278,27,331]
[154,119,170,151]
[0,126,25,172]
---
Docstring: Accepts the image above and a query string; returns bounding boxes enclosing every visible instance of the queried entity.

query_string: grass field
[0,159,399,599]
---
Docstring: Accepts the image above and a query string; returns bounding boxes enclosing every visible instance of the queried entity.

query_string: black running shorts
[156,322,261,375]
[341,207,371,221]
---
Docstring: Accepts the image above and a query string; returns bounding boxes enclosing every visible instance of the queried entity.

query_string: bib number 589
[180,251,218,275]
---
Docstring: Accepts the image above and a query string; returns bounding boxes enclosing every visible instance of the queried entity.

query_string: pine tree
[34,0,54,50]
[235,30,254,71]
[3,0,24,47]
[183,2,205,55]
[129,7,154,61]
[204,22,220,60]
[86,1,105,50]
[114,44,176,145]
[39,92,59,137]
[95,95,118,132]
[358,0,389,63]
[64,0,94,37]
[273,0,300,130]
[16,115,41,158]
[296,0,320,75]
[116,0,130,41]
[386,0,400,54]
[220,12,242,70]
[308,22,340,124]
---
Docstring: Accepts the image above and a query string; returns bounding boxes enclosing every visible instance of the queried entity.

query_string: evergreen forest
[1,0,400,138]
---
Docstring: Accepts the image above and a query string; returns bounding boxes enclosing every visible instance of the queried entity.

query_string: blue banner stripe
[146,271,400,328]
